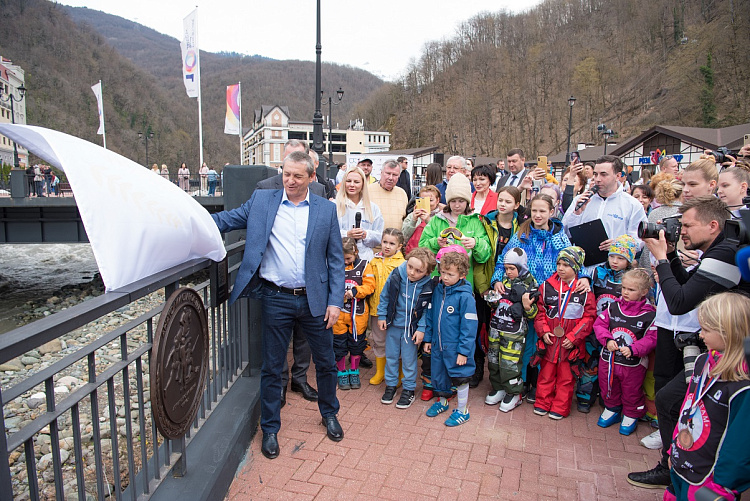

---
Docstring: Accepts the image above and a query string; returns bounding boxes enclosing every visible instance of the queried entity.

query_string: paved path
[226,359,663,500]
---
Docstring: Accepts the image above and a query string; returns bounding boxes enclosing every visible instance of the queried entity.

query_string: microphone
[575,185,599,211]
[355,212,362,228]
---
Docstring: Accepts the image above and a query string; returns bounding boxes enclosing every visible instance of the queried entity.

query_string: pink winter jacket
[594,298,657,359]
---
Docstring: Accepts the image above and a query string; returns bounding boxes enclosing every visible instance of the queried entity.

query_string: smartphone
[532,179,543,192]
[415,197,430,211]
[570,151,580,164]
[537,156,548,174]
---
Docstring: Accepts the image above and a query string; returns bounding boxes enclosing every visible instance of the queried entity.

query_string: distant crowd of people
[150,162,220,196]
[25,164,60,197]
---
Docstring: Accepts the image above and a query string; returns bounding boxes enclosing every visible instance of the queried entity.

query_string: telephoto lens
[683,345,702,382]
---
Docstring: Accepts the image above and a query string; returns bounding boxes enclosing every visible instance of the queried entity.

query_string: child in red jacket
[533,246,596,419]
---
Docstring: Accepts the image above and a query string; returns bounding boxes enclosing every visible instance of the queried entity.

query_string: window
[289,131,306,140]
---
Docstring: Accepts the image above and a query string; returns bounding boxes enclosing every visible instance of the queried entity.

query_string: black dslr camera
[712,146,737,164]
[638,214,682,243]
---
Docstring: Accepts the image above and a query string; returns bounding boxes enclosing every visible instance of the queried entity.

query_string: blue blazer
[212,189,344,317]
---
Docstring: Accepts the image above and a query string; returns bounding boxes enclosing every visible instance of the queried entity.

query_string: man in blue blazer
[212,151,345,459]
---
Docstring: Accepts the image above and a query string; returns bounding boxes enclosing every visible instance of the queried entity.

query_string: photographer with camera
[628,196,750,490]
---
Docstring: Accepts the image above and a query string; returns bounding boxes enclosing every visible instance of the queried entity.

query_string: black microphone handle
[575,186,599,211]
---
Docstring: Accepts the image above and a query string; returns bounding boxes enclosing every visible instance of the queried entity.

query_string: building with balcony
[242,105,390,167]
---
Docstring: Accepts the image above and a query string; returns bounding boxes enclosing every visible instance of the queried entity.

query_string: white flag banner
[0,124,226,292]
[180,8,200,98]
[91,81,105,135]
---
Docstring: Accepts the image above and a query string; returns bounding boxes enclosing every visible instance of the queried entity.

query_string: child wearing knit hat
[483,248,539,412]
[418,173,492,287]
[532,246,597,419]
[576,235,639,413]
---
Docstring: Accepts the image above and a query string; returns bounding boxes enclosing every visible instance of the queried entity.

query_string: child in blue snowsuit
[424,251,478,426]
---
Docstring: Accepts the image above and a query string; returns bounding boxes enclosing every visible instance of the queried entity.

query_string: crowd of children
[326,166,749,499]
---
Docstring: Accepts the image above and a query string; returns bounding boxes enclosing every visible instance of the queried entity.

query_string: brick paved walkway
[226,359,664,500]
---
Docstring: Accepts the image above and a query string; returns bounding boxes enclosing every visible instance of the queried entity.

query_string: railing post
[0,390,13,500]
[171,436,186,477]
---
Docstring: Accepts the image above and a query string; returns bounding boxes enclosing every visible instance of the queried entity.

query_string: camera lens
[638,221,662,240]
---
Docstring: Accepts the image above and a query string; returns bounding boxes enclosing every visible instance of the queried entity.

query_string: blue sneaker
[426,399,449,417]
[444,409,470,427]
[337,371,350,390]
[597,408,621,428]
[619,416,638,436]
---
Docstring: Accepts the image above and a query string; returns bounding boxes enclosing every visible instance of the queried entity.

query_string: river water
[0,244,100,334]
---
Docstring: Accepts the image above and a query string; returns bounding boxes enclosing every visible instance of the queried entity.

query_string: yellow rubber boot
[369,357,386,385]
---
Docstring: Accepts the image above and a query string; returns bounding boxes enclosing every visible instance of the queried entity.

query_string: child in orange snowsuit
[334,237,376,390]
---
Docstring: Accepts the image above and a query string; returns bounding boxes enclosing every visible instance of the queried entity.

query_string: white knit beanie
[503,247,529,277]
[445,173,472,204]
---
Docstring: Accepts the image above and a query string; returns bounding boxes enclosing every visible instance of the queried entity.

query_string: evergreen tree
[699,53,717,126]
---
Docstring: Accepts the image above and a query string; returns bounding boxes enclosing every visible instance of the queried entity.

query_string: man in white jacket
[562,155,647,274]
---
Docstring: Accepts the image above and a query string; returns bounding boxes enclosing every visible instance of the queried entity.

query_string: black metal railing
[0,240,247,500]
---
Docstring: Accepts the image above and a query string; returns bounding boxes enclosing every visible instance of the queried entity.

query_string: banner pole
[100,80,107,149]
[238,81,242,165]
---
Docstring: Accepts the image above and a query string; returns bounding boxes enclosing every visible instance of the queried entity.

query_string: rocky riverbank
[2,272,209,500]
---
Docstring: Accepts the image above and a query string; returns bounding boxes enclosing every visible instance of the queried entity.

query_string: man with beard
[628,196,749,489]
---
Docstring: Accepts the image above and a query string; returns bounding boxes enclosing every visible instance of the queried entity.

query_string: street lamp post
[138,126,155,167]
[565,96,576,166]
[311,0,325,163]
[603,129,615,155]
[0,84,27,170]
[321,87,344,164]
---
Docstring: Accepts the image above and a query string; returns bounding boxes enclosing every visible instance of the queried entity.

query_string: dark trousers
[333,330,367,360]
[259,285,339,434]
[474,293,490,374]
[656,370,687,466]
[280,325,311,388]
[654,327,685,394]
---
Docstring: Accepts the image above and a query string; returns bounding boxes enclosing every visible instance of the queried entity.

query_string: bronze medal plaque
[151,287,209,439]
[553,326,565,338]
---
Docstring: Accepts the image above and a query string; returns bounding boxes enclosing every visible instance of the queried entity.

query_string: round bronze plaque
[151,287,209,439]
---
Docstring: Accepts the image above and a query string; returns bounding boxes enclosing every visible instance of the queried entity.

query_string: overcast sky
[59,0,542,81]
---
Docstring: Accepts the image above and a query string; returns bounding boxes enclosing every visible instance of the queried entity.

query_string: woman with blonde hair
[151,163,160,174]
[680,156,718,201]
[663,292,750,500]
[336,166,384,261]
[160,164,170,181]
